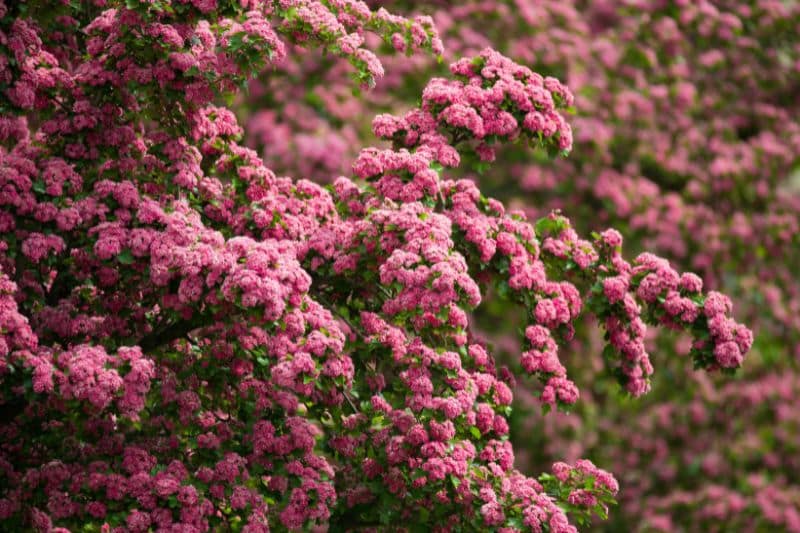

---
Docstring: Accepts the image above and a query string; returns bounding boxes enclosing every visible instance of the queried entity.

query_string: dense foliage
[1,0,788,531]
[238,1,800,531]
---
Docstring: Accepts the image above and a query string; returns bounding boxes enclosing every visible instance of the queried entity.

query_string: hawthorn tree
[237,2,800,529]
[0,1,751,531]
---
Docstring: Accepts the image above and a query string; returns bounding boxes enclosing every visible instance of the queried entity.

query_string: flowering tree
[366,2,797,531]
[0,1,752,531]
[235,1,800,530]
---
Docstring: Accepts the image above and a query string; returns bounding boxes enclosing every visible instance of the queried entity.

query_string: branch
[0,397,26,426]
[45,270,73,307]
[137,315,213,353]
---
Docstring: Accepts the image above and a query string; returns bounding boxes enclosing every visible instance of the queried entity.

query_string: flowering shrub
[364,2,798,531]
[410,4,800,531]
[0,1,753,531]
[234,1,800,530]
[244,0,800,350]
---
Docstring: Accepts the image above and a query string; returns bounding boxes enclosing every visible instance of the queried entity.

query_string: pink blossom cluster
[547,459,618,519]
[535,216,752,397]
[275,0,442,88]
[373,48,574,165]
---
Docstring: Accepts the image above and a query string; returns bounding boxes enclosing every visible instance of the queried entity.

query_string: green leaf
[475,161,491,175]
[117,249,135,265]
[534,215,567,236]
[418,507,430,523]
